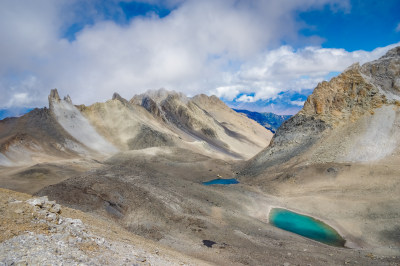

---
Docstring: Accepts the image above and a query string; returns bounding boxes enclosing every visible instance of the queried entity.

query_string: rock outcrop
[300,64,387,126]
[361,46,400,96]
[112,92,130,106]
[141,96,163,118]
[48,89,61,110]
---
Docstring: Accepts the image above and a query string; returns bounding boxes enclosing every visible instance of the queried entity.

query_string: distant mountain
[233,109,291,133]
[0,89,272,166]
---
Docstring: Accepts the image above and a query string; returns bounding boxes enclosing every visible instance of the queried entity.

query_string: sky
[0,0,399,116]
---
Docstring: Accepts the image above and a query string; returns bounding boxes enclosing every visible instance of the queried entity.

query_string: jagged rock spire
[112,92,129,105]
[49,89,74,111]
[381,46,400,58]
[49,89,60,101]
[142,96,162,117]
[48,89,61,110]
[64,95,72,104]
[112,92,122,101]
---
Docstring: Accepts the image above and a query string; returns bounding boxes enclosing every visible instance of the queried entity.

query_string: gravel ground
[0,188,208,266]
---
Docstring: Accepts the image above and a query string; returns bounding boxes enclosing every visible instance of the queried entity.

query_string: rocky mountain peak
[299,47,400,126]
[191,94,227,109]
[360,46,400,98]
[64,95,72,104]
[112,92,129,106]
[49,89,61,102]
[48,89,61,110]
[130,89,188,106]
[112,92,121,100]
[380,46,400,59]
[141,96,162,117]
[48,89,76,112]
[299,66,386,126]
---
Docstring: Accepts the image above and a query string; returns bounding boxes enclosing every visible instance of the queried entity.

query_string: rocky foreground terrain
[0,188,207,265]
[0,47,400,265]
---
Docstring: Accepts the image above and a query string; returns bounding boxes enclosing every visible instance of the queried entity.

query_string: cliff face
[300,65,387,126]
[245,46,400,175]
[300,47,400,126]
[361,46,400,96]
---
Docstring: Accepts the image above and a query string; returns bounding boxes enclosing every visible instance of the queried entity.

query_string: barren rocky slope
[0,88,271,194]
[0,188,208,265]
[0,107,84,167]
[77,88,272,159]
[246,46,400,173]
[240,46,400,256]
[36,147,397,265]
[0,88,271,167]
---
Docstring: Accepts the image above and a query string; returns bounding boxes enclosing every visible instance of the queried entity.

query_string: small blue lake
[202,178,239,185]
[269,208,345,247]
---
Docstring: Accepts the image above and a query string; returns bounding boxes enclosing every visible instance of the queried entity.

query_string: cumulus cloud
[212,43,400,103]
[0,0,352,108]
[213,85,242,101]
[0,0,397,111]
[396,22,400,32]
[236,95,255,103]
[290,100,306,107]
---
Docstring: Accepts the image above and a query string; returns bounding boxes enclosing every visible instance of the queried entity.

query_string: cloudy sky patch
[0,0,399,115]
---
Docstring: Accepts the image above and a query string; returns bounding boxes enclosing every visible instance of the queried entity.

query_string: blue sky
[0,0,399,118]
[298,0,400,51]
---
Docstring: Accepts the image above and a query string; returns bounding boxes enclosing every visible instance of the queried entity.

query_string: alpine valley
[1,47,400,265]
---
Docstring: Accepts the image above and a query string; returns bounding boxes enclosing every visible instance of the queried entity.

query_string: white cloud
[0,0,353,108]
[236,95,255,103]
[290,100,306,107]
[252,86,281,101]
[7,93,29,107]
[0,0,398,111]
[211,43,400,101]
[213,85,242,101]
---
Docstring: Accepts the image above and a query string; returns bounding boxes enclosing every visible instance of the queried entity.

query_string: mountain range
[233,109,291,133]
[1,47,400,265]
[0,88,272,168]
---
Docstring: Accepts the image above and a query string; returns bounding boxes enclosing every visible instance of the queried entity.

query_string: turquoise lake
[269,208,345,247]
[202,178,239,185]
